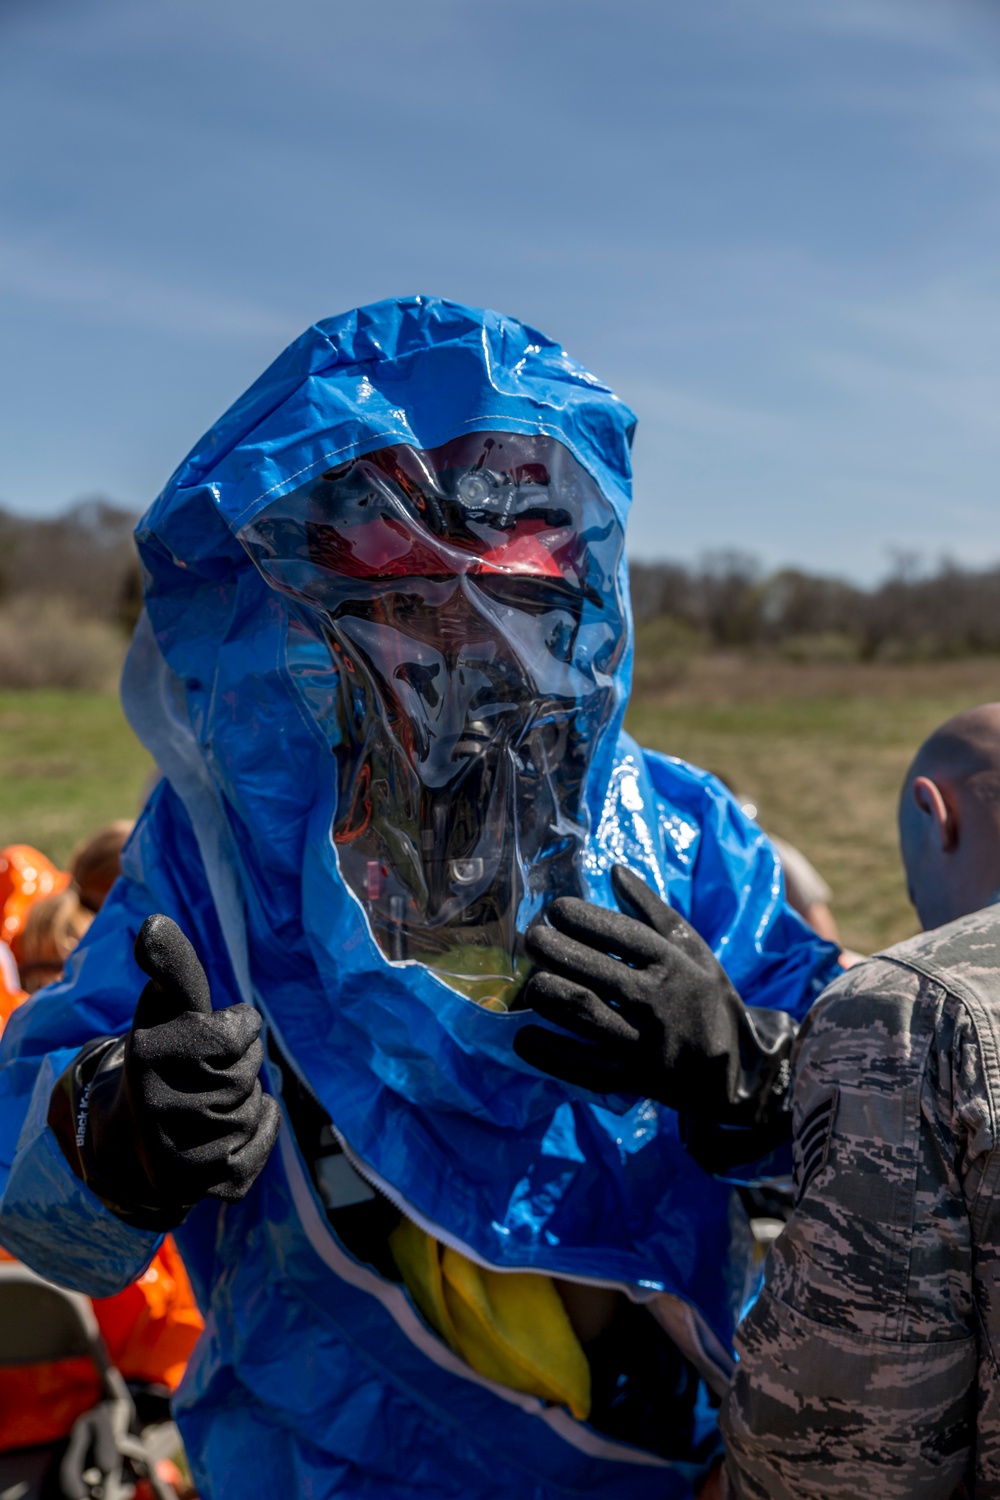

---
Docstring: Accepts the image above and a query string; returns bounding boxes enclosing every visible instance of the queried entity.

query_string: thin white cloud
[624,380,798,448]
[744,0,994,49]
[709,0,1000,164]
[812,271,1000,438]
[0,236,295,344]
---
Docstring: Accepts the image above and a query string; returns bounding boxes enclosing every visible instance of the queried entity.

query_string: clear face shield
[242,431,627,1008]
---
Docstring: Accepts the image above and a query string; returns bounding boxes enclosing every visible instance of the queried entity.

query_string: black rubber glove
[513,866,796,1173]
[49,914,280,1230]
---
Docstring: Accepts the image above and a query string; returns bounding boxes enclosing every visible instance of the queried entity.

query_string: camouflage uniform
[721,904,1000,1499]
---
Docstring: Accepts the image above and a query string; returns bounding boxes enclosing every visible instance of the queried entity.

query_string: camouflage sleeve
[952,992,1000,1490]
[720,957,980,1500]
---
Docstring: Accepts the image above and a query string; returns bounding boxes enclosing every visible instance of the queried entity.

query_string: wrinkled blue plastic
[0,299,840,1498]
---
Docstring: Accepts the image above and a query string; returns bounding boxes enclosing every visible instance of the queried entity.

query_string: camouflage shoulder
[875,902,1000,986]
[797,947,934,1053]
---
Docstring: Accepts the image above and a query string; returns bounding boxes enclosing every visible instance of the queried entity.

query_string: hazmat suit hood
[116,296,836,1341]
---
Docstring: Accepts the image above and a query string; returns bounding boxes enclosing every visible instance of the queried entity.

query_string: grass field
[627,648,1000,953]
[1,652,998,954]
[0,691,152,865]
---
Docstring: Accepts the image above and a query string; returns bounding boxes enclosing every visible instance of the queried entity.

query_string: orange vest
[0,845,70,966]
[92,1236,204,1392]
[0,940,25,1029]
[0,1239,204,1452]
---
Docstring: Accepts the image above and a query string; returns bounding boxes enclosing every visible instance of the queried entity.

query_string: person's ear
[911,775,958,852]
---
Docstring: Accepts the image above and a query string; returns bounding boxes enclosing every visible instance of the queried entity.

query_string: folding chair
[0,1262,177,1500]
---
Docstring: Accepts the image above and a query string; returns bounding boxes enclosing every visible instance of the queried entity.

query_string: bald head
[899,703,1000,931]
[909,703,1000,789]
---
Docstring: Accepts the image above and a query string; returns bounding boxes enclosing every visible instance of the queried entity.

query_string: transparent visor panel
[241,431,627,1008]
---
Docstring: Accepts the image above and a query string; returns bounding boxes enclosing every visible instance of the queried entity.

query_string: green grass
[0,691,153,866]
[2,655,998,953]
[626,650,1000,953]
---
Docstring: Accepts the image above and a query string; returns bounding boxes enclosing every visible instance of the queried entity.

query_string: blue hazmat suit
[0,298,840,1498]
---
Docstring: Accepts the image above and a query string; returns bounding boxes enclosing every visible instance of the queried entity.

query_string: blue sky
[2,0,998,579]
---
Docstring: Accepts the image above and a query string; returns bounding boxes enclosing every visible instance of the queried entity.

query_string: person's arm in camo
[720,942,1000,1500]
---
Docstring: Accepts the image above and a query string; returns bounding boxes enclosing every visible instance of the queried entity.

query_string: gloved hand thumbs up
[132,913,213,1023]
[49,913,280,1230]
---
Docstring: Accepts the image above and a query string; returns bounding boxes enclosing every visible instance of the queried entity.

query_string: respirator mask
[243,431,626,1007]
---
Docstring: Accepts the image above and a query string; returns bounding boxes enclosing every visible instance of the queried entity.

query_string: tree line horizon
[1,500,997,661]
